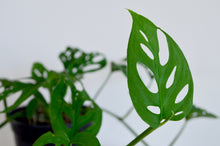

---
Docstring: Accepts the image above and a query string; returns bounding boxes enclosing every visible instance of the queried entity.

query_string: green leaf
[0,81,41,113]
[76,90,102,135]
[186,105,218,121]
[31,62,48,82]
[33,131,70,146]
[59,47,107,76]
[127,10,194,128]
[70,132,100,146]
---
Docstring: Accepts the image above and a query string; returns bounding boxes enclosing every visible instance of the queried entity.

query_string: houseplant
[0,10,217,146]
[0,47,107,145]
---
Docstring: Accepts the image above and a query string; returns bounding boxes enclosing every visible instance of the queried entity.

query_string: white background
[0,0,220,146]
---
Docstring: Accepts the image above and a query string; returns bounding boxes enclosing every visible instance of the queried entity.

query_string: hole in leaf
[140,30,149,42]
[160,119,165,123]
[64,87,72,103]
[166,66,177,89]
[83,64,100,72]
[0,82,2,86]
[136,63,158,93]
[34,69,42,77]
[147,106,160,114]
[72,68,78,74]
[74,51,82,58]
[140,43,154,60]
[92,55,104,63]
[83,100,94,108]
[0,87,5,93]
[158,29,169,66]
[43,71,48,79]
[74,81,83,91]
[19,79,36,84]
[61,56,66,62]
[66,50,72,56]
[175,84,189,103]
[175,111,184,116]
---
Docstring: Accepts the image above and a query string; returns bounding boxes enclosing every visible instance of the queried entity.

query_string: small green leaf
[127,10,194,128]
[59,47,107,76]
[0,82,41,113]
[31,62,48,82]
[33,131,70,146]
[186,105,218,121]
[70,132,100,146]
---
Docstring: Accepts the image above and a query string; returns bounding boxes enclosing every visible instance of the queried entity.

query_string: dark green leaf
[0,82,41,113]
[70,132,100,146]
[186,105,218,121]
[31,62,48,82]
[33,131,70,146]
[127,10,193,128]
[59,47,107,76]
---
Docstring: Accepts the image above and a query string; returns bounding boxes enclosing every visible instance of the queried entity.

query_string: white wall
[0,0,219,146]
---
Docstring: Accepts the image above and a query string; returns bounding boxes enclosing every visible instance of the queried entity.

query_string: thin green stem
[3,99,8,117]
[127,112,174,146]
[169,120,188,146]
[93,72,112,100]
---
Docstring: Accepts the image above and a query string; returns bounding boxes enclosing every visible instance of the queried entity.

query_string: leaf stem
[93,72,112,100]
[127,112,174,146]
[169,120,188,146]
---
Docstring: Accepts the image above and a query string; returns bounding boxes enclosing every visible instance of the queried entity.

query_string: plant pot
[10,107,53,146]
[9,107,93,146]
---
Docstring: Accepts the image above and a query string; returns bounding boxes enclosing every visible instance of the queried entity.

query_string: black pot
[10,107,54,146]
[10,107,93,146]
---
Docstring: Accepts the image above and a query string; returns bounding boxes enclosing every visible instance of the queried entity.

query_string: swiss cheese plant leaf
[59,47,107,76]
[49,78,102,145]
[31,62,48,82]
[33,131,70,146]
[0,79,41,113]
[70,132,100,146]
[75,90,102,135]
[127,10,194,128]
[186,105,217,121]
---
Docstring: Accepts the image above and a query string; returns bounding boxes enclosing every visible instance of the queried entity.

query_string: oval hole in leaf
[136,63,158,93]
[0,87,4,93]
[147,106,160,114]
[83,64,100,72]
[61,56,67,62]
[66,50,72,56]
[92,55,104,63]
[140,43,154,60]
[158,29,169,66]
[166,66,177,89]
[74,51,82,58]
[0,81,2,86]
[83,100,94,108]
[72,68,78,74]
[43,71,48,79]
[19,79,36,84]
[175,84,189,104]
[64,87,72,103]
[34,69,42,77]
[74,81,83,91]
[140,30,149,42]
[175,111,184,116]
